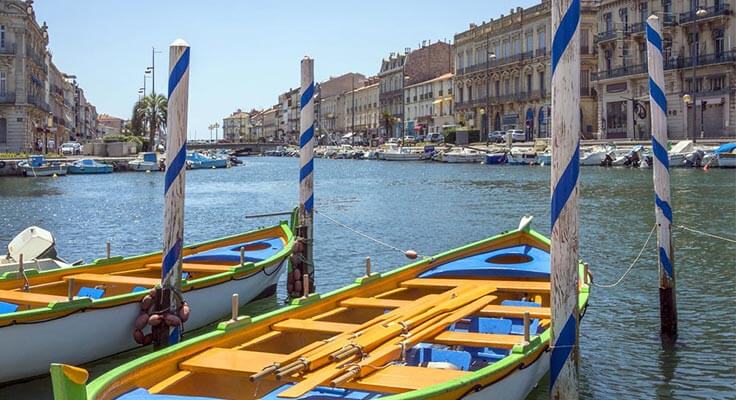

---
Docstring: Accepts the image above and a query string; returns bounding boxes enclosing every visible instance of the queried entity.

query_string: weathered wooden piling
[155,39,190,348]
[290,56,316,298]
[646,15,677,343]
[550,0,581,398]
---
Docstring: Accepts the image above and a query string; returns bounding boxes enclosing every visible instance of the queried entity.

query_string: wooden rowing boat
[0,222,293,384]
[51,223,590,400]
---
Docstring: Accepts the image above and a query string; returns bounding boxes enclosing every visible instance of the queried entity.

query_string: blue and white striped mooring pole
[550,0,580,398]
[158,39,190,348]
[293,56,315,298]
[646,15,677,342]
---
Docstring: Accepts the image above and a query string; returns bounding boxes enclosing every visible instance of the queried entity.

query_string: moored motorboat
[0,226,77,275]
[186,151,228,169]
[579,146,609,166]
[704,143,736,168]
[507,148,538,165]
[68,159,114,174]
[0,223,293,384]
[128,152,161,172]
[484,152,508,165]
[18,155,68,177]
[441,147,486,163]
[382,144,424,161]
[51,221,590,400]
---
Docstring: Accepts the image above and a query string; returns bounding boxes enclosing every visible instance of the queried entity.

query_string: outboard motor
[601,150,615,167]
[684,149,704,168]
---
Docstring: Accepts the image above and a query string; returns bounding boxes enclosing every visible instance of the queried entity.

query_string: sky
[36,0,538,140]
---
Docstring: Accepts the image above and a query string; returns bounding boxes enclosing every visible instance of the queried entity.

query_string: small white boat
[705,143,736,168]
[442,147,486,163]
[507,148,538,165]
[0,226,76,275]
[383,144,424,161]
[18,155,67,177]
[536,151,551,166]
[128,152,160,172]
[579,146,609,166]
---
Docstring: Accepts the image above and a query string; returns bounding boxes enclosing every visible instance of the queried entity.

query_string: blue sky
[36,0,538,139]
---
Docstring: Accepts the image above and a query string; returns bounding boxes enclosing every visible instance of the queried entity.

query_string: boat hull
[0,258,285,384]
[484,153,507,165]
[383,154,423,161]
[68,165,113,174]
[21,165,68,176]
[718,154,736,168]
[463,351,550,400]
[128,162,158,172]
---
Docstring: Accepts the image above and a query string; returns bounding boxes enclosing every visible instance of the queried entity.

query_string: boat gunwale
[71,226,590,400]
[0,222,294,325]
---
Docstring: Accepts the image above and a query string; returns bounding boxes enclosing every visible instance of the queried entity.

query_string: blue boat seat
[0,301,19,314]
[501,300,541,335]
[77,287,104,299]
[418,245,550,279]
[464,317,512,362]
[260,384,382,399]
[182,238,283,265]
[117,388,221,400]
[131,287,148,293]
[406,344,472,371]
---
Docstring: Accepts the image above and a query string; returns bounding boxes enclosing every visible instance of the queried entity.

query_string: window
[605,50,612,71]
[581,69,590,91]
[514,77,520,94]
[581,29,589,53]
[603,13,613,32]
[710,76,725,91]
[495,81,500,96]
[714,29,724,55]
[538,29,546,50]
[526,74,533,92]
[526,34,534,52]
[0,71,5,96]
[619,8,629,30]
[0,118,5,144]
[0,25,5,49]
[539,71,545,94]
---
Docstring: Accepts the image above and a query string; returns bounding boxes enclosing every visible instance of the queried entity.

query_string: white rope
[592,224,656,288]
[315,209,408,255]
[676,225,736,244]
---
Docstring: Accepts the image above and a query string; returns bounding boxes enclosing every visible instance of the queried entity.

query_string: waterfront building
[378,41,453,138]
[97,113,124,136]
[260,106,280,141]
[453,2,598,140]
[277,88,299,143]
[403,72,454,136]
[222,109,251,142]
[343,77,380,140]
[594,0,735,139]
[0,0,98,152]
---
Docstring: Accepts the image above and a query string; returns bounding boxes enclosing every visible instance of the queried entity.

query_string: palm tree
[130,100,146,137]
[136,94,167,151]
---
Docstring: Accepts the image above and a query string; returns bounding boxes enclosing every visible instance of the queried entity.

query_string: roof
[404,73,454,89]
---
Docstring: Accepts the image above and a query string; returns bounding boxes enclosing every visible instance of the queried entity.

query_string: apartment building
[404,73,454,135]
[222,109,251,142]
[453,1,598,140]
[343,77,380,138]
[594,0,735,139]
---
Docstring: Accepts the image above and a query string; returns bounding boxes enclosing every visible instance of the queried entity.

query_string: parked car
[60,142,82,155]
[387,137,401,144]
[402,135,416,144]
[415,135,425,143]
[507,129,526,142]
[487,131,506,143]
[427,133,445,143]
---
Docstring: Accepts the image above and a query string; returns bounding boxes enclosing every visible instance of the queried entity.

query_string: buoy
[178,302,191,323]
[148,314,163,327]
[146,170,151,174]
[404,250,418,260]
[140,295,153,311]
[134,312,150,330]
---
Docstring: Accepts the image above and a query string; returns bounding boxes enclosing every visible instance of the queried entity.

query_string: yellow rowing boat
[51,222,590,400]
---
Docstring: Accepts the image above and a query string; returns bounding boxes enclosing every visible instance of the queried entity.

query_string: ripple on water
[0,160,734,400]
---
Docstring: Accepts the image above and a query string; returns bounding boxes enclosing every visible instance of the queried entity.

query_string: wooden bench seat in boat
[272,319,359,335]
[144,263,234,274]
[401,278,551,293]
[0,289,69,307]
[339,297,412,310]
[349,365,468,393]
[180,348,288,376]
[431,331,525,349]
[478,304,551,319]
[62,273,160,288]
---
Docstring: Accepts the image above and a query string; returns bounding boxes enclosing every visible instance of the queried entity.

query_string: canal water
[0,157,734,399]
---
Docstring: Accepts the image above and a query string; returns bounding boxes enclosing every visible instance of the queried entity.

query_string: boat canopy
[29,155,45,167]
[714,143,736,154]
[141,153,157,163]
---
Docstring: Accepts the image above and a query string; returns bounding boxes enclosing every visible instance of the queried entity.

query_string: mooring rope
[314,209,408,256]
[591,224,657,288]
[675,225,736,244]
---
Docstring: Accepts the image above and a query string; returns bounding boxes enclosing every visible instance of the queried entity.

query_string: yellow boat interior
[66,228,589,400]
[0,223,291,325]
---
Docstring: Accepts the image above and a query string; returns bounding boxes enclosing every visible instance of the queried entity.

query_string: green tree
[136,94,167,151]
[130,100,146,136]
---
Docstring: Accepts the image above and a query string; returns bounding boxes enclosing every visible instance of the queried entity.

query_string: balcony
[665,50,736,69]
[535,48,547,58]
[592,63,648,80]
[0,43,17,55]
[629,22,646,35]
[0,92,16,104]
[679,3,731,24]
[595,30,619,44]
[521,51,534,61]
[27,94,51,112]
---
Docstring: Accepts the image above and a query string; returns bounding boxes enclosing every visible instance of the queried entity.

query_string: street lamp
[688,7,708,143]
[485,43,497,138]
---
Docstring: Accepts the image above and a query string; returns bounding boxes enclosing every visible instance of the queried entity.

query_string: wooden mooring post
[289,56,316,299]
[646,15,677,344]
[155,39,190,349]
[550,0,581,398]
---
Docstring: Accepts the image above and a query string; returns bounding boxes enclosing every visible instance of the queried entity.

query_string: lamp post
[485,36,497,138]
[213,122,220,143]
[685,7,708,143]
